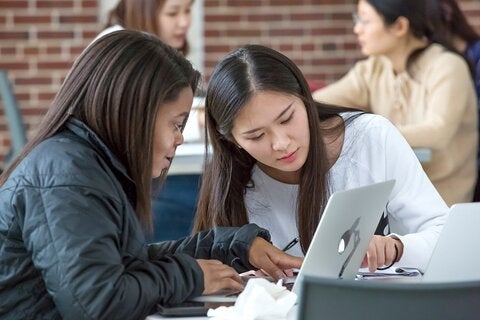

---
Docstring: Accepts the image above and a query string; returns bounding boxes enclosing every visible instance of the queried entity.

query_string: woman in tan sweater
[313,0,478,206]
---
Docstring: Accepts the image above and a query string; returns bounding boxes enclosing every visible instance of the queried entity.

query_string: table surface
[146,273,422,320]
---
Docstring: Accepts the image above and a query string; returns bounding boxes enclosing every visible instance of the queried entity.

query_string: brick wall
[1,0,479,164]
[0,0,101,163]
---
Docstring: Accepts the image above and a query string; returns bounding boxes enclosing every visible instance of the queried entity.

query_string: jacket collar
[65,117,137,196]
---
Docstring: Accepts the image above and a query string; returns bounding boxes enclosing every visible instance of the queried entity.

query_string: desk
[146,274,420,320]
[146,307,298,320]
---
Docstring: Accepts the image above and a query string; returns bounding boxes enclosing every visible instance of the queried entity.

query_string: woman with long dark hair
[0,31,301,319]
[194,44,448,274]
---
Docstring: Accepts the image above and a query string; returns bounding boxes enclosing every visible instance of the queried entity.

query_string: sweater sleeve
[148,224,271,272]
[312,59,372,111]
[397,54,476,149]
[380,118,449,271]
[21,185,204,320]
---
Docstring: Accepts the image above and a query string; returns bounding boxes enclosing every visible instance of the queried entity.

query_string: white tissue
[207,278,297,320]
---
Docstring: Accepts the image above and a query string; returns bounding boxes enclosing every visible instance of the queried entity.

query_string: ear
[390,16,410,37]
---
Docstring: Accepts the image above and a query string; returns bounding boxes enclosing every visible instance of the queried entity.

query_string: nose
[178,12,191,29]
[175,130,184,147]
[353,23,361,35]
[271,131,290,151]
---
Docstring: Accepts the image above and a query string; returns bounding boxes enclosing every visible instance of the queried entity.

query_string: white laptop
[292,179,395,293]
[422,202,480,283]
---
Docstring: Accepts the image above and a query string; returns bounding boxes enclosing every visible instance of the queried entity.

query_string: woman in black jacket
[0,30,302,319]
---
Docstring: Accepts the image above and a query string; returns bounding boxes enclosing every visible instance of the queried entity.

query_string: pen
[282,237,299,252]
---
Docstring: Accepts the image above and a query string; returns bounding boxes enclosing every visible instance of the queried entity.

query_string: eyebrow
[175,111,190,119]
[241,102,294,135]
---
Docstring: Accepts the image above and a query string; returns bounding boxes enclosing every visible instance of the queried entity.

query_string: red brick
[14,15,52,24]
[301,43,315,51]
[36,1,74,8]
[312,27,352,36]
[69,45,87,55]
[225,0,258,7]
[0,47,17,55]
[82,30,98,39]
[60,15,98,24]
[38,92,57,101]
[1,139,11,147]
[0,31,29,40]
[15,77,52,85]
[37,31,75,39]
[46,47,62,54]
[81,0,97,8]
[15,93,31,101]
[279,44,294,51]
[290,13,326,21]
[0,1,29,9]
[248,14,283,22]
[312,58,348,66]
[24,47,40,55]
[321,42,338,51]
[204,45,231,53]
[204,30,221,37]
[269,29,306,37]
[205,15,241,23]
[204,0,220,6]
[270,0,308,6]
[22,107,50,116]
[225,29,261,37]
[37,61,73,70]
[0,62,29,71]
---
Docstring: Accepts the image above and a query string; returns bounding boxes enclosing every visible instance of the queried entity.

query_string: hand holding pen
[282,237,299,252]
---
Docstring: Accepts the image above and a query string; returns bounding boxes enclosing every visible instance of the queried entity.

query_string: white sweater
[245,113,449,271]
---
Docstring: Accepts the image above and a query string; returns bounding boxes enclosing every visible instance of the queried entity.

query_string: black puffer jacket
[0,118,269,320]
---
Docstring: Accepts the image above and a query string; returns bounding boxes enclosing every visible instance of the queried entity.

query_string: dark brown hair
[106,0,190,55]
[429,0,480,45]
[0,30,200,230]
[366,0,466,74]
[193,44,359,253]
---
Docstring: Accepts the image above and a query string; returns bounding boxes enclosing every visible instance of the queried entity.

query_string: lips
[175,34,186,41]
[279,150,296,160]
[278,148,299,164]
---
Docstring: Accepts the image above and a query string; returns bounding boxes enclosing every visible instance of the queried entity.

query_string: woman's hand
[361,235,404,272]
[248,237,303,280]
[196,259,244,295]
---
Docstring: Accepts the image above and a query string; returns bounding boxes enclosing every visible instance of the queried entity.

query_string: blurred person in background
[97,0,192,55]
[313,0,478,206]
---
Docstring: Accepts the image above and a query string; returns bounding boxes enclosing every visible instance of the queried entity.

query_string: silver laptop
[292,180,395,293]
[190,180,395,304]
[422,202,480,283]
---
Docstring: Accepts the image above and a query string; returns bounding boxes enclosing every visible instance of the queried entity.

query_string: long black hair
[194,44,359,253]
[0,30,200,230]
